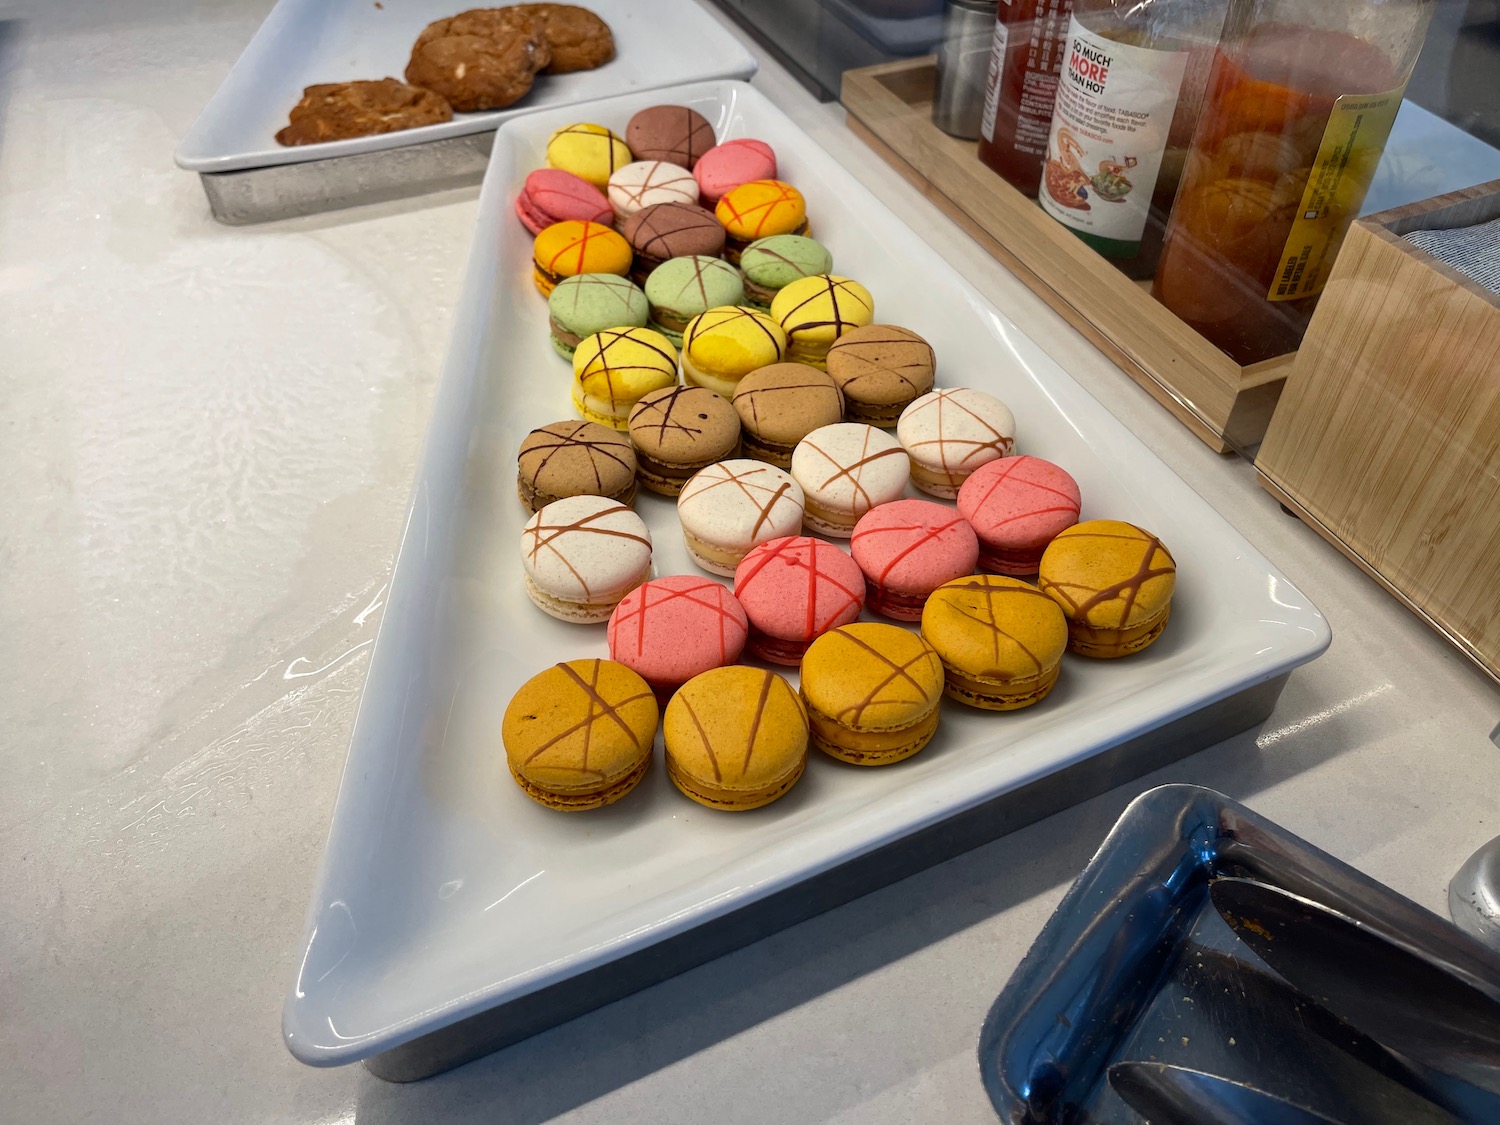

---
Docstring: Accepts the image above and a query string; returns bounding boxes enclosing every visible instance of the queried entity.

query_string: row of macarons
[504,515,1177,814]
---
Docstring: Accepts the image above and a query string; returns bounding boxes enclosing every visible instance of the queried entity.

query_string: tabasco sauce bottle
[977,1,1075,197]
[1037,0,1229,277]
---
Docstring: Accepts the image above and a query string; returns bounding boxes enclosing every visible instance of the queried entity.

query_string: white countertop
[2,3,1497,1123]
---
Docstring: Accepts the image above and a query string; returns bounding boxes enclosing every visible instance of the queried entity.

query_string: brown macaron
[627,385,742,495]
[517,419,637,512]
[621,202,725,286]
[825,324,937,427]
[731,363,844,469]
[625,105,717,169]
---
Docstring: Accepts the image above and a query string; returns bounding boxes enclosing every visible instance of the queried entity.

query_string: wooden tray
[840,57,1294,455]
[1256,179,1500,685]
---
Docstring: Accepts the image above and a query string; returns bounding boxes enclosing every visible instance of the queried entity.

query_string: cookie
[956,455,1081,575]
[405,8,550,113]
[921,575,1068,710]
[896,387,1016,499]
[715,179,810,263]
[693,138,777,204]
[626,105,717,169]
[680,305,788,399]
[677,459,805,576]
[770,275,875,369]
[515,167,613,235]
[740,234,833,310]
[800,623,944,765]
[644,256,745,346]
[850,499,980,621]
[520,495,652,622]
[627,385,741,495]
[733,534,866,665]
[547,273,649,359]
[1038,520,1176,658]
[607,160,698,225]
[607,575,749,694]
[532,220,632,296]
[514,3,615,73]
[571,326,679,430]
[503,659,658,810]
[731,363,844,469]
[663,666,808,811]
[517,419,637,512]
[825,325,937,428]
[621,201,725,285]
[546,122,632,188]
[275,79,452,146]
[790,422,909,538]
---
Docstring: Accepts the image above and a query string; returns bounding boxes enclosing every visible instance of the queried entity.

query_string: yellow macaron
[546,122,633,188]
[1038,520,1177,658]
[663,665,808,810]
[533,220,632,296]
[714,179,810,262]
[799,623,944,765]
[770,275,874,369]
[680,305,788,398]
[572,326,680,429]
[502,659,659,810]
[920,575,1068,710]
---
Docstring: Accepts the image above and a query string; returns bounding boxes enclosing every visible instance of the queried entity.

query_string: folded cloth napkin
[1404,216,1500,294]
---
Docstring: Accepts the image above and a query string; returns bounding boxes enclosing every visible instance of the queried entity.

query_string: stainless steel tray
[979,784,1500,1123]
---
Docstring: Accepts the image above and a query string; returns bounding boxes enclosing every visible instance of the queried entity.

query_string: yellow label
[1268,86,1406,302]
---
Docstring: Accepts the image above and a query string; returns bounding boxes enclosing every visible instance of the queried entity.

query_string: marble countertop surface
[2,3,1497,1123]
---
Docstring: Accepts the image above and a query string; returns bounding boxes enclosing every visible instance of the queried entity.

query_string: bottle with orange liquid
[977,0,1075,197]
[1152,0,1436,365]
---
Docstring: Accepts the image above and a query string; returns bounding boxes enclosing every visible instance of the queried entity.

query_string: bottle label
[1268,86,1407,302]
[1039,17,1189,247]
[979,19,1010,143]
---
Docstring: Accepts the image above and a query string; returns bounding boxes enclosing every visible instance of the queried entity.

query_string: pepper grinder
[932,0,999,139]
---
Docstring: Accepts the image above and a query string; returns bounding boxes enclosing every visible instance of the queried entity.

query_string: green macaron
[547,273,650,359]
[740,235,833,310]
[643,255,746,346]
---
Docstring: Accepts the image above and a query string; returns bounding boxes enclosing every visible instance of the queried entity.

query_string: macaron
[1038,520,1177,658]
[627,385,741,495]
[680,305,788,399]
[790,422,910,538]
[516,419,637,513]
[693,137,777,204]
[644,255,745,346]
[606,159,698,224]
[571,326,679,430]
[532,220,632,297]
[503,659,658,810]
[663,665,807,811]
[733,535,866,665]
[677,459,805,576]
[850,499,980,621]
[731,362,844,469]
[920,575,1068,710]
[607,575,749,695]
[515,167,614,235]
[770,275,875,369]
[825,325,936,427]
[956,455,1082,575]
[897,387,1017,499]
[545,122,632,188]
[547,273,649,359]
[799,623,944,765]
[740,234,834,310]
[715,179,810,263]
[520,495,652,623]
[625,104,716,169]
[621,201,725,285]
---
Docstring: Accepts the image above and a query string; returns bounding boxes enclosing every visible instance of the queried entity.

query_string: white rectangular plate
[175,0,756,172]
[282,80,1330,1066]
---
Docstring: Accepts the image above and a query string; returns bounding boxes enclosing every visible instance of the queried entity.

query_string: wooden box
[840,57,1294,454]
[1256,179,1500,684]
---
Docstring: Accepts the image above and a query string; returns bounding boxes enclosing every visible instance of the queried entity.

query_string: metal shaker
[932,0,999,139]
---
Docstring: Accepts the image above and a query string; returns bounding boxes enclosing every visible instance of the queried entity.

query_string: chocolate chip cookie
[275,78,453,146]
[405,8,552,112]
[513,4,616,73]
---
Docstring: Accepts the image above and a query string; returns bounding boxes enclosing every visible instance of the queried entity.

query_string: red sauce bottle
[977,0,1076,197]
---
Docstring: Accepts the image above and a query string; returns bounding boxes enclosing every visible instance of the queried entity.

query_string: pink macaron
[733,535,865,665]
[607,575,749,695]
[515,168,614,235]
[957,455,1081,575]
[850,499,981,621]
[693,138,777,205]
